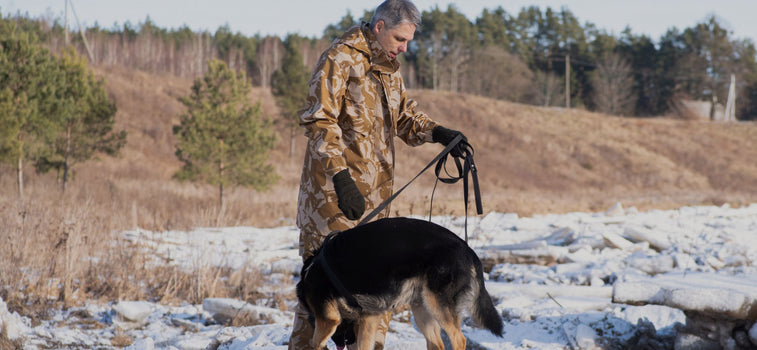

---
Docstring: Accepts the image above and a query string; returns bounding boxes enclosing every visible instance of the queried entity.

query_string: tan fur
[422,289,467,350]
[311,300,341,350]
[355,314,382,350]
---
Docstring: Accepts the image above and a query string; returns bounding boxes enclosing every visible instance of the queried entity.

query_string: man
[289,0,467,349]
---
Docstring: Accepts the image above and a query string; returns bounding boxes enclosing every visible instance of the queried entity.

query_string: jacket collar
[340,23,399,75]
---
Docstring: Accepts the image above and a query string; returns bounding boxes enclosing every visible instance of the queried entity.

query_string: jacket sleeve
[299,52,349,178]
[396,80,439,147]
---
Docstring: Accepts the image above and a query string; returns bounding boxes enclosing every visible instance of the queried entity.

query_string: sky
[2,0,757,43]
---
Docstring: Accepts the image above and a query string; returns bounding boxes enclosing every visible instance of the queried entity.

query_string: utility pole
[724,74,737,122]
[64,0,69,46]
[565,54,570,109]
[68,0,95,62]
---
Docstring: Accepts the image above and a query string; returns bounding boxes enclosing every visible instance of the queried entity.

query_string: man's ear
[374,20,384,34]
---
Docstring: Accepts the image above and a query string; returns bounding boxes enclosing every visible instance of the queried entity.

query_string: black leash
[317,139,482,309]
[430,139,483,241]
[357,134,483,241]
[314,232,362,309]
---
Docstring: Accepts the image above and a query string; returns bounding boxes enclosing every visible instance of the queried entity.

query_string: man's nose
[399,43,407,53]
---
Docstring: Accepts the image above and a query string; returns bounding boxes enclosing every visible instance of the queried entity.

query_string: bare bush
[592,53,635,116]
[460,46,536,103]
[533,70,566,107]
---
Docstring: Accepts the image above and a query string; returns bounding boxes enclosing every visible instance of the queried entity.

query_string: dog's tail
[470,252,504,337]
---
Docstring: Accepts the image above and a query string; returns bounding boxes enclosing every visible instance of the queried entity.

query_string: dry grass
[0,169,272,316]
[2,64,757,320]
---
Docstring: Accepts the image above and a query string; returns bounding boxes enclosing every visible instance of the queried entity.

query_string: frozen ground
[3,203,757,349]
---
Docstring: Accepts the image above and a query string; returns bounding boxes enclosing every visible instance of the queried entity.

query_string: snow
[4,203,757,349]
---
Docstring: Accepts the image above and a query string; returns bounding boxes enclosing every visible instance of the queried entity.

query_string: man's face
[372,20,415,60]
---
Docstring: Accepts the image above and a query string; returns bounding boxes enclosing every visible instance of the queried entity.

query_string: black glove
[432,126,468,157]
[333,169,365,220]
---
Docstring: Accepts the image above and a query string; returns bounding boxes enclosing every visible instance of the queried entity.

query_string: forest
[5,4,757,120]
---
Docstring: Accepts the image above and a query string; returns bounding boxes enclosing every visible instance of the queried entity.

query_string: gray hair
[369,0,422,30]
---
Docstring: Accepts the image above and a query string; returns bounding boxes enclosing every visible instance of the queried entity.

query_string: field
[2,64,757,342]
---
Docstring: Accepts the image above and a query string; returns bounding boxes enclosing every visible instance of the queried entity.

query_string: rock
[203,298,289,325]
[624,226,672,251]
[750,323,757,345]
[112,301,154,329]
[613,272,757,320]
[113,301,153,322]
[124,337,154,350]
[601,231,634,250]
[625,252,675,275]
[575,324,599,349]
[605,202,625,217]
[674,333,720,350]
[0,297,30,341]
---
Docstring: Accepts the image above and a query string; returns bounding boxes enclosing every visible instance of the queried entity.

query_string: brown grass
[2,64,757,317]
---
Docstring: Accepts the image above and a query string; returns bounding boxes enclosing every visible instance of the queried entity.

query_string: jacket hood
[338,23,399,74]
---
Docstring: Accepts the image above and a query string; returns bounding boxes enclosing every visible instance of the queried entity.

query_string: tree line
[3,5,757,203]
[7,5,756,120]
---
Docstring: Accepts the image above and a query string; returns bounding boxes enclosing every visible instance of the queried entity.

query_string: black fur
[296,217,503,349]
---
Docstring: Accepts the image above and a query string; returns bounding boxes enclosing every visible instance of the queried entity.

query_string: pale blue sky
[2,0,756,42]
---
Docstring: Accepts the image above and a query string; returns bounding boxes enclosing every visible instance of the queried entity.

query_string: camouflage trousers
[288,303,392,350]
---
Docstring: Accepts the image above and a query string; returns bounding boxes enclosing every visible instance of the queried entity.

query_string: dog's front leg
[354,314,381,350]
[311,301,341,350]
[312,317,340,350]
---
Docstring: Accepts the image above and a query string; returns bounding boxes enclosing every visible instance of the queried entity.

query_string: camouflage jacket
[296,24,439,257]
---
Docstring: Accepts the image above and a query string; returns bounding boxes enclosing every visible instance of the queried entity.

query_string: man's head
[369,0,421,60]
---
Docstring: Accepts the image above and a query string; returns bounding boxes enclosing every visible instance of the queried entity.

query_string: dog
[296,217,504,350]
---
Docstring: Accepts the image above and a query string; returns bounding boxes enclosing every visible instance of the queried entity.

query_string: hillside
[78,65,757,228]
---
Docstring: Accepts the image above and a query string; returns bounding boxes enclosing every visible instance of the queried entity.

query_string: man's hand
[333,169,365,220]
[432,126,468,157]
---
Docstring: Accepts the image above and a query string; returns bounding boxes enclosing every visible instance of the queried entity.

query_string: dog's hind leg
[423,292,466,350]
[437,310,465,350]
[355,314,381,350]
[411,303,444,350]
[311,301,341,350]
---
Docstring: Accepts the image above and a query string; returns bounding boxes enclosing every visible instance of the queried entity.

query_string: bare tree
[255,36,282,88]
[461,46,536,103]
[592,53,635,116]
[534,70,565,107]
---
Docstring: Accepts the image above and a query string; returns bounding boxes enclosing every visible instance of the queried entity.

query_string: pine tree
[34,48,127,192]
[0,28,56,200]
[174,59,278,208]
[271,34,309,157]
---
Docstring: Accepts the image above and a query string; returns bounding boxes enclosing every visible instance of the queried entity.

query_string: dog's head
[302,308,355,350]
[330,319,356,350]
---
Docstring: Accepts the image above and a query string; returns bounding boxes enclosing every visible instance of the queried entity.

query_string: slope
[76,65,757,228]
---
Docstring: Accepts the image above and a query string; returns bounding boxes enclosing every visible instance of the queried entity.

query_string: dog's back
[297,217,503,350]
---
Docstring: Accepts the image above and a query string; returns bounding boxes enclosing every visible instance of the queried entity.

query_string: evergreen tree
[174,59,278,208]
[323,11,357,41]
[271,34,310,157]
[617,29,661,116]
[0,27,56,200]
[474,7,512,49]
[0,88,29,171]
[322,10,373,41]
[34,48,127,192]
[416,5,475,91]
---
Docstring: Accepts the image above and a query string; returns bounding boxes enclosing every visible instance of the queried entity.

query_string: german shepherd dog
[296,217,504,350]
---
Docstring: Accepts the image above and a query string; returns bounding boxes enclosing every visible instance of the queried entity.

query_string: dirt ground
[71,65,757,228]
